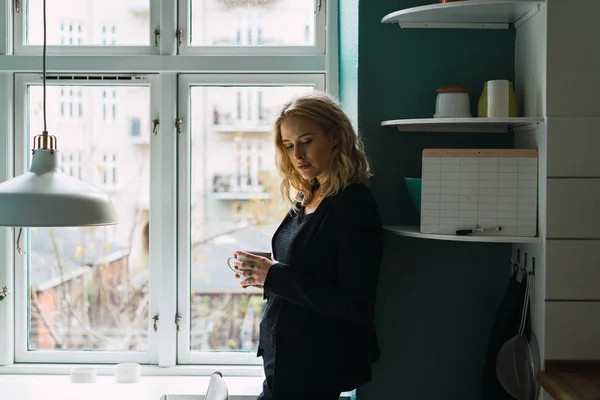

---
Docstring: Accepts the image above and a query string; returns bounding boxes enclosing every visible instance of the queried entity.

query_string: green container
[405,177,422,213]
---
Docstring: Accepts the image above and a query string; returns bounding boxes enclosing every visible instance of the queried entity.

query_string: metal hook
[511,248,521,274]
[16,228,26,255]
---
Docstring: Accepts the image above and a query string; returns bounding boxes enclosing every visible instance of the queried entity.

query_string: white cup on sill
[115,362,141,383]
[70,367,97,383]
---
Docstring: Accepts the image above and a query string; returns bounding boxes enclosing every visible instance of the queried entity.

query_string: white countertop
[0,374,353,399]
[0,375,262,400]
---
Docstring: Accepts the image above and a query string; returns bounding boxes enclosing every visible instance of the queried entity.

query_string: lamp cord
[42,0,47,135]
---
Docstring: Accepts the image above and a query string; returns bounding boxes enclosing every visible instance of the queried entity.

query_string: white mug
[227,251,271,281]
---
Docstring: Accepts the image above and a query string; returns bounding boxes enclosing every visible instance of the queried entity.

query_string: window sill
[0,365,354,399]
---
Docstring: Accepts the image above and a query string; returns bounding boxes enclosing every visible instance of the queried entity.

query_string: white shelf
[381,117,544,133]
[381,0,545,29]
[384,226,541,243]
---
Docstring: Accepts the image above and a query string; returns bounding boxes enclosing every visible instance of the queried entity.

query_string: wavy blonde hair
[274,91,372,208]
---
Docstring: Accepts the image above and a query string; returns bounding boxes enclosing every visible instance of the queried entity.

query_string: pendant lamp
[0,0,117,227]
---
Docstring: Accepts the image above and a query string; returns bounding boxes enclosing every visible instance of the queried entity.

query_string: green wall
[340,1,519,399]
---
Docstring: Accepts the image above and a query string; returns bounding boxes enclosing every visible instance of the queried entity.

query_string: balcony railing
[212,173,270,200]
[212,109,273,133]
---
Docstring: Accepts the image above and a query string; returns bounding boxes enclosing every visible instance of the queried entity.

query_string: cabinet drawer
[546,240,600,300]
[547,179,600,238]
[545,302,600,360]
[547,117,600,177]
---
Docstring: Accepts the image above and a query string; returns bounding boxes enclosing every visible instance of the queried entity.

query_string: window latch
[176,29,183,47]
[153,29,160,47]
[15,0,20,13]
[152,315,159,331]
[152,119,159,136]
[175,315,181,331]
[314,0,322,14]
[175,118,183,137]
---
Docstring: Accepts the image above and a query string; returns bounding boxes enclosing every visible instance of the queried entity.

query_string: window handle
[175,118,183,137]
[15,0,20,13]
[314,0,322,14]
[153,29,160,47]
[176,29,183,47]
[152,119,159,136]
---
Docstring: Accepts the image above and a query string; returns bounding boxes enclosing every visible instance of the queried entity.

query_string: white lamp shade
[0,149,118,227]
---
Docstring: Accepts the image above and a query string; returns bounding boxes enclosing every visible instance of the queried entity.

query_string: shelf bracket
[514,3,544,29]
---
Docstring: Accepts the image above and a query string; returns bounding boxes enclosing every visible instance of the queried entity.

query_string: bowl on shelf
[434,86,472,118]
[405,177,422,213]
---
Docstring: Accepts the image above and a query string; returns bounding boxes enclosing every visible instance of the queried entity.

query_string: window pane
[27,85,151,351]
[190,0,316,47]
[25,0,150,46]
[189,85,312,353]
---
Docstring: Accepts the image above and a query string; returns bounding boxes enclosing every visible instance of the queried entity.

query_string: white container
[486,79,510,117]
[115,363,141,383]
[434,87,471,118]
[70,367,97,383]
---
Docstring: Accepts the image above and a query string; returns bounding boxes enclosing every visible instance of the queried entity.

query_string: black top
[260,208,312,358]
[273,207,312,265]
[258,183,383,393]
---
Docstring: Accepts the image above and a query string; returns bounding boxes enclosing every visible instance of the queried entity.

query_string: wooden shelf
[384,226,542,243]
[381,117,544,133]
[381,0,545,29]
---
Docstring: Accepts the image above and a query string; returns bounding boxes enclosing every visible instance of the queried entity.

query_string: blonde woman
[231,91,383,400]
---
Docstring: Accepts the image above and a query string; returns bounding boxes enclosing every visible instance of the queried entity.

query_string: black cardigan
[259,183,383,392]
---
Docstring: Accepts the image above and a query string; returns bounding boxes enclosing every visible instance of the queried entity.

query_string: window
[59,20,83,45]
[177,75,322,364]
[15,0,156,54]
[13,77,154,362]
[60,88,84,120]
[102,89,118,121]
[101,24,117,45]
[100,152,119,189]
[180,0,326,55]
[60,151,84,180]
[1,0,336,368]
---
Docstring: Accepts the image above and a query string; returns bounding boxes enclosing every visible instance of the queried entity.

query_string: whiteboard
[421,149,538,237]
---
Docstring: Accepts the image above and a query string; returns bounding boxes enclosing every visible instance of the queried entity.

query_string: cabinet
[379,1,550,398]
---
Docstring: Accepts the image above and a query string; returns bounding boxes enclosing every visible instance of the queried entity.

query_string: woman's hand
[232,250,277,288]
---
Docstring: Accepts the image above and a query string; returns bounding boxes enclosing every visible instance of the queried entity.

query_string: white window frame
[0,0,338,369]
[13,0,161,55]
[13,73,163,364]
[176,73,325,365]
[177,0,327,56]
